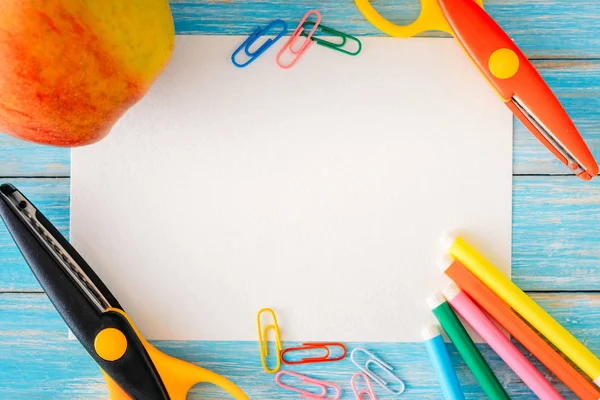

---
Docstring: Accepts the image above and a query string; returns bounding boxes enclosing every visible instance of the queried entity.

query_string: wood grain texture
[2,1,600,399]
[1,62,598,178]
[2,177,599,292]
[512,176,600,290]
[0,179,69,292]
[168,0,600,58]
[2,292,598,399]
[0,136,70,178]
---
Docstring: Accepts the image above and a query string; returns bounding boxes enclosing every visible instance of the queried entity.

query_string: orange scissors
[356,0,599,180]
[0,183,250,400]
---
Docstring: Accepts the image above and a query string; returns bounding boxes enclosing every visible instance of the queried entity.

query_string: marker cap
[422,325,442,340]
[443,283,462,301]
[427,293,446,309]
[440,231,459,251]
[438,254,455,271]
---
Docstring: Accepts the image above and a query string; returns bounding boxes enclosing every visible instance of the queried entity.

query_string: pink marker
[443,284,564,400]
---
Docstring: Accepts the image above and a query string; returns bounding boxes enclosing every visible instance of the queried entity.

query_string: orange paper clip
[275,371,341,399]
[276,10,322,69]
[281,342,347,365]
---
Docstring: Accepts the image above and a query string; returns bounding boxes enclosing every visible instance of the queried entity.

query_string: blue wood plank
[1,176,599,291]
[0,3,599,176]
[512,176,600,290]
[0,135,70,178]
[0,179,69,291]
[2,292,596,399]
[1,60,599,177]
[168,0,600,57]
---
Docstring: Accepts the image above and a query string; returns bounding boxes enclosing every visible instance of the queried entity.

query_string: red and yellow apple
[0,1,175,147]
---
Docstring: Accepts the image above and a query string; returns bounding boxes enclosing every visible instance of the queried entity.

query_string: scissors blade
[0,184,116,312]
[0,184,171,400]
[510,96,587,176]
[436,0,598,180]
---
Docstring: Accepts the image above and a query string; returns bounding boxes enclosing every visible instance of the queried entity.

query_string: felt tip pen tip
[440,231,458,250]
[427,293,446,309]
[437,254,454,271]
[422,325,442,340]
[442,283,462,301]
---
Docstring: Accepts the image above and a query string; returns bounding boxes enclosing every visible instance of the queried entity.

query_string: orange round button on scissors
[355,0,599,180]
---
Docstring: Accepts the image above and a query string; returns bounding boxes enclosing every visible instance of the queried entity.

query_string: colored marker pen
[442,257,600,400]
[443,233,600,387]
[443,283,563,400]
[428,293,510,400]
[422,325,465,400]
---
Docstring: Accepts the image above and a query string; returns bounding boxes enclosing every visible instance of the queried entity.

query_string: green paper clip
[301,21,362,56]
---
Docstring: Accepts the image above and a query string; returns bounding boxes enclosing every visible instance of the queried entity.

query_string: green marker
[428,293,510,400]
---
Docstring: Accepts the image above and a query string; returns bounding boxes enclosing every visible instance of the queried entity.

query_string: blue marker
[423,325,465,400]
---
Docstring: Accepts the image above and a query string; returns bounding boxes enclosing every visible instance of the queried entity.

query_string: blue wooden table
[2,1,600,399]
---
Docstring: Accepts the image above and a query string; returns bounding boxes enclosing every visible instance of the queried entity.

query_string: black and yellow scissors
[0,183,250,400]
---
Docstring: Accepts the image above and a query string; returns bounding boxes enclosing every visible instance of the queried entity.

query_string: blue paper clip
[232,20,288,68]
[351,347,405,396]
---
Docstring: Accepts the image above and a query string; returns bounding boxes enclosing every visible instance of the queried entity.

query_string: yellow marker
[257,308,282,374]
[444,234,600,386]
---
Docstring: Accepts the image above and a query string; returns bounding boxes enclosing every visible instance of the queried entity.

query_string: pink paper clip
[275,371,341,399]
[276,10,322,69]
[351,372,377,400]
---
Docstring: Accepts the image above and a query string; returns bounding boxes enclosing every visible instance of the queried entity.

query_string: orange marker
[443,259,600,400]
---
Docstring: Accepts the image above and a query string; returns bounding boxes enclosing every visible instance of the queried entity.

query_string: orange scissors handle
[437,0,598,180]
[104,308,250,400]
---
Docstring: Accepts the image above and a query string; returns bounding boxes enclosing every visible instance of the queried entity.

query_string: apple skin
[0,1,175,147]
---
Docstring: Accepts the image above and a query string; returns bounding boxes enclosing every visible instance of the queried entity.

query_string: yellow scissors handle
[104,308,250,400]
[354,0,483,37]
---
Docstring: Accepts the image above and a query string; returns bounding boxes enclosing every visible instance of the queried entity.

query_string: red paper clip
[281,342,347,365]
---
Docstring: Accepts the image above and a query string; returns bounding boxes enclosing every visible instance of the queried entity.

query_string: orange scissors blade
[437,0,598,180]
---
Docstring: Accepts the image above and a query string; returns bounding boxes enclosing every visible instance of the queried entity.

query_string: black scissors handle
[0,184,169,400]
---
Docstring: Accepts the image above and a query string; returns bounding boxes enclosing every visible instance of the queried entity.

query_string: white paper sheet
[71,36,512,342]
